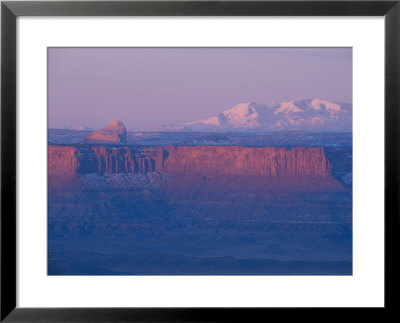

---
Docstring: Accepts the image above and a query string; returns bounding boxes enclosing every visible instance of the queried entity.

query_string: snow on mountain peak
[274,101,305,115]
[224,102,256,115]
[311,99,343,112]
[221,103,264,128]
[184,102,267,130]
[143,98,352,132]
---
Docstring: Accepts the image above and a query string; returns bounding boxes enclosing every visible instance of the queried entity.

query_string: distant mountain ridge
[62,125,93,131]
[135,98,352,133]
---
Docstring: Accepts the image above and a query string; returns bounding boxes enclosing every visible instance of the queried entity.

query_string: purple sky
[48,47,352,130]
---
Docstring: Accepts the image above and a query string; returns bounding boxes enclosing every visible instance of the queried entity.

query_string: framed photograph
[1,0,399,321]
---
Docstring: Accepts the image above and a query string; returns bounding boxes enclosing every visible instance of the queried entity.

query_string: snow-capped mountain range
[136,98,352,132]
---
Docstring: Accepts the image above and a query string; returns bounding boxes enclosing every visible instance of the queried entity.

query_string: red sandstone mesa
[48,145,331,178]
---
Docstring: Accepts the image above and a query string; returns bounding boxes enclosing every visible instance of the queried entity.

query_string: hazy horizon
[48,47,352,130]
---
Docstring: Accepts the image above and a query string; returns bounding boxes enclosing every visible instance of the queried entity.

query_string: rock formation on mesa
[85,120,127,143]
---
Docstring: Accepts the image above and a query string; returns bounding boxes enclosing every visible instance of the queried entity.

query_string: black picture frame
[1,0,399,321]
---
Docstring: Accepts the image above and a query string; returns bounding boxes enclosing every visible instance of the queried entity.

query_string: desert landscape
[48,48,352,275]
[48,98,352,275]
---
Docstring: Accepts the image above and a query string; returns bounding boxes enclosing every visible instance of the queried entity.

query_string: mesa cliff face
[163,146,331,177]
[48,146,80,175]
[48,145,332,178]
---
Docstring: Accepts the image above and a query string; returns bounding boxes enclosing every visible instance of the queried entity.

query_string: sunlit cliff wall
[48,145,332,178]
